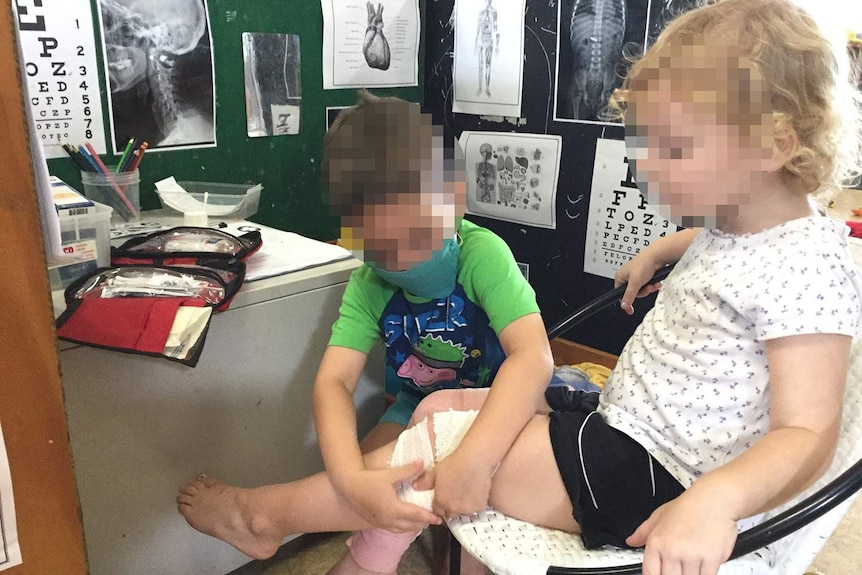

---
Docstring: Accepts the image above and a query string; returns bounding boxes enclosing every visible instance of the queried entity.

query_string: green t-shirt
[329,220,540,398]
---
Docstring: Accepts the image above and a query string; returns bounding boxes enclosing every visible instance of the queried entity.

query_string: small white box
[48,201,113,291]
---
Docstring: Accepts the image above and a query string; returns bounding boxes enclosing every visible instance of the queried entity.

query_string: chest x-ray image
[97,0,216,152]
[242,33,302,137]
[554,0,707,124]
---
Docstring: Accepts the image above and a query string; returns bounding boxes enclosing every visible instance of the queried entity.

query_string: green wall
[48,0,425,241]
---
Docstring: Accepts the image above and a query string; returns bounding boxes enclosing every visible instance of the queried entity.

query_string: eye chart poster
[14,0,107,159]
[584,138,679,279]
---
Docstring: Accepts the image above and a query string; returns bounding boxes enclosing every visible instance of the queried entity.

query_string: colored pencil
[127,141,149,172]
[115,138,136,173]
[83,142,137,218]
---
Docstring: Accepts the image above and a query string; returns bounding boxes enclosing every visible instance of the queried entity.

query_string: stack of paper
[221,222,354,282]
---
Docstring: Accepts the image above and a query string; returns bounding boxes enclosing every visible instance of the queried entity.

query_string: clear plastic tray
[156,181,262,220]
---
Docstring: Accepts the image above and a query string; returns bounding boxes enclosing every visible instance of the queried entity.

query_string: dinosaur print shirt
[599,217,862,488]
[329,220,539,401]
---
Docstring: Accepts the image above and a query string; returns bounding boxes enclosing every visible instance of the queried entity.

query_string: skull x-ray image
[97,0,216,152]
[242,33,302,137]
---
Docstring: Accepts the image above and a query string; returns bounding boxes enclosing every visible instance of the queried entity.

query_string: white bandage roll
[390,410,479,511]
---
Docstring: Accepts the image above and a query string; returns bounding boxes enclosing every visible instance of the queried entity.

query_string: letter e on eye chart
[453,0,526,117]
[584,138,679,279]
[322,0,421,89]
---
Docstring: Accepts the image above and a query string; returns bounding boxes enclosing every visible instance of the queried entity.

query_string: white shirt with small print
[599,216,862,489]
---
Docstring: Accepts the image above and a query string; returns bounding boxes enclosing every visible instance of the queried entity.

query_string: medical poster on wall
[452,0,526,117]
[14,0,107,159]
[584,138,679,279]
[554,0,707,124]
[460,131,561,229]
[96,0,217,153]
[242,33,302,137]
[322,0,421,89]
[0,423,22,571]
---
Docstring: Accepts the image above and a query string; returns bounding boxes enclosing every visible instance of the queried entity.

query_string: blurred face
[341,135,466,271]
[625,46,774,228]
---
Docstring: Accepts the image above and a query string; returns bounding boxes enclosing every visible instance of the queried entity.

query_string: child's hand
[615,255,664,316]
[626,490,737,575]
[341,461,442,532]
[413,450,492,517]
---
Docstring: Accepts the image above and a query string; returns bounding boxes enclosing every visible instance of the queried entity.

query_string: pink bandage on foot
[346,528,421,574]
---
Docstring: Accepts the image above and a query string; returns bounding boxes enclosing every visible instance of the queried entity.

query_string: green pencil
[115,138,135,173]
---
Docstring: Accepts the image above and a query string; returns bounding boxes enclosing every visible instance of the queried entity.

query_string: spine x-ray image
[98,0,216,152]
[243,33,302,137]
[555,0,707,123]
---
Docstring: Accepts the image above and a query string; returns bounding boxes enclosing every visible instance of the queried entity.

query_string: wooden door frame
[0,5,88,574]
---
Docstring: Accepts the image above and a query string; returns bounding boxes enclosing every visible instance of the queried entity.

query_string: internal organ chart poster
[97,0,217,153]
[584,138,679,279]
[14,0,107,159]
[322,0,421,89]
[453,0,526,117]
[460,131,561,230]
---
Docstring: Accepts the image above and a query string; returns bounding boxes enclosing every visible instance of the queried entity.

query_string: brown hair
[322,90,433,217]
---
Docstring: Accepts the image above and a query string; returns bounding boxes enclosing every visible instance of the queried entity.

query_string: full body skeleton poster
[453,0,526,117]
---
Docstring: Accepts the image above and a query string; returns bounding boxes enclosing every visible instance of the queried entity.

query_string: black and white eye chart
[96,0,217,153]
[0,423,22,571]
[14,0,108,159]
[460,131,560,229]
[452,0,525,117]
[321,0,421,89]
[584,138,679,279]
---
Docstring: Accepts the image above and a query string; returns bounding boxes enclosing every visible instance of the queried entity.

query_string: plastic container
[48,201,113,291]
[155,181,262,221]
[81,168,140,224]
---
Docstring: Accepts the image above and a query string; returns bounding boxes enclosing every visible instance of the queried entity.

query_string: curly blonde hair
[608,0,862,195]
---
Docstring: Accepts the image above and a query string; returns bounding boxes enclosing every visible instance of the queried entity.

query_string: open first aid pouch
[56,227,262,366]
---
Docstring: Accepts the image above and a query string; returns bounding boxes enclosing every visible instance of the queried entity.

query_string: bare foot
[327,549,396,575]
[177,474,282,560]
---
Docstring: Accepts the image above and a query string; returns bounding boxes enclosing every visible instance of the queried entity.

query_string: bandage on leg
[346,410,479,573]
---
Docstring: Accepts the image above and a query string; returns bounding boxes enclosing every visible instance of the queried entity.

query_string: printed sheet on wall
[14,0,108,159]
[0,423,22,571]
[321,0,421,89]
[584,138,679,279]
[460,131,561,229]
[452,0,526,117]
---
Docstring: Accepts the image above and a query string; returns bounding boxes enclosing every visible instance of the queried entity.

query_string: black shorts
[548,407,685,549]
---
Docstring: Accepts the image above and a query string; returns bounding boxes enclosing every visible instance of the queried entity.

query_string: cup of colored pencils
[62,139,148,223]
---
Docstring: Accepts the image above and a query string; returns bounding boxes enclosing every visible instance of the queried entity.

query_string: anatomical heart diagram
[363,2,391,70]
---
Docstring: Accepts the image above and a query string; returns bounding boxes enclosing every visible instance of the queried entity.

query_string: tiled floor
[230,495,862,575]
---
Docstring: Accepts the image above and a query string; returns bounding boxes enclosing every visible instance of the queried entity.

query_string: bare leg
[360,422,406,453]
[177,443,395,560]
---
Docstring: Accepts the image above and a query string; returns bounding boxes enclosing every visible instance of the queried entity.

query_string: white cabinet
[58,260,384,575]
